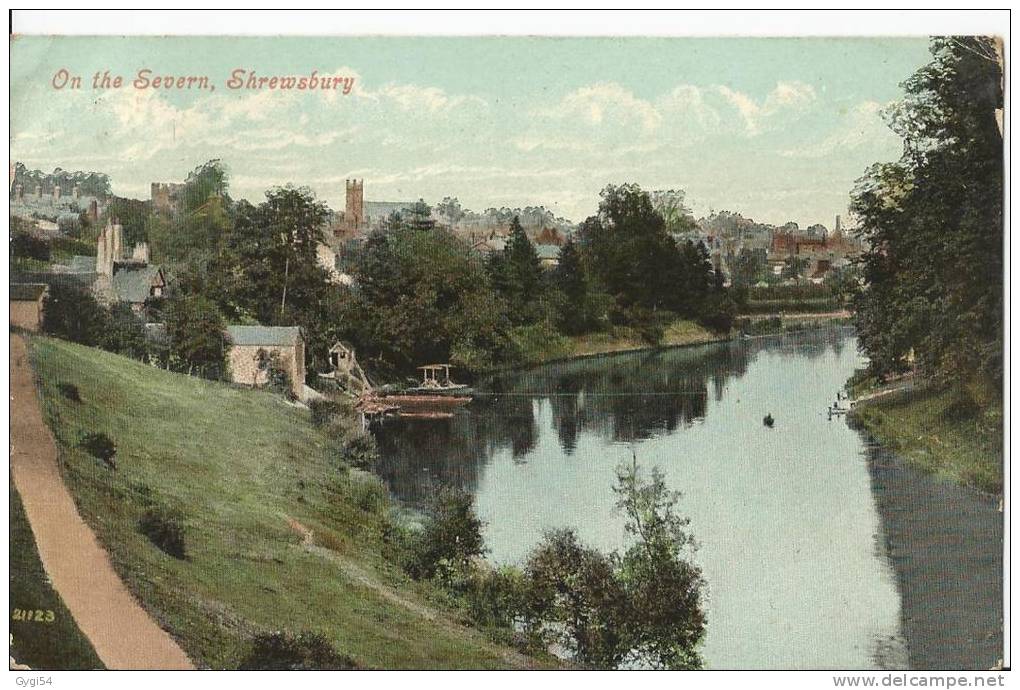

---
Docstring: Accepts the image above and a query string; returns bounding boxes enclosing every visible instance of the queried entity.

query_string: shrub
[328,428,379,471]
[238,630,356,670]
[78,432,115,466]
[138,506,187,559]
[345,473,387,514]
[309,398,344,427]
[403,488,485,583]
[57,382,81,402]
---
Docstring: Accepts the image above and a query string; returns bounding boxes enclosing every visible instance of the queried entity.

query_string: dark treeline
[850,36,1003,390]
[32,161,737,384]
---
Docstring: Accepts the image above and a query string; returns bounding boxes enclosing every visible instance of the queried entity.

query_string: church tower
[345,179,364,232]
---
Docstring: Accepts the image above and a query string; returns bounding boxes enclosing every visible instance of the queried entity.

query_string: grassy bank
[27,336,546,669]
[508,318,724,369]
[849,382,1003,495]
[9,478,105,670]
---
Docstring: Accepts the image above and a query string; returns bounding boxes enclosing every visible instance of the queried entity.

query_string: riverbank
[494,314,852,373]
[24,336,549,669]
[848,378,1003,495]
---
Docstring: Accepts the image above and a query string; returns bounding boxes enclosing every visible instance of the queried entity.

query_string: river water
[373,328,1002,669]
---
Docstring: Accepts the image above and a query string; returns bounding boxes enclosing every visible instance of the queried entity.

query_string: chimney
[96,223,109,278]
[72,184,80,200]
[132,242,150,264]
[89,199,99,222]
[111,220,123,261]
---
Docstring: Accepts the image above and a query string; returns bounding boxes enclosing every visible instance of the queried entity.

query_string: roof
[10,271,96,291]
[535,245,561,260]
[10,283,48,301]
[111,264,164,304]
[226,325,302,347]
[68,255,96,272]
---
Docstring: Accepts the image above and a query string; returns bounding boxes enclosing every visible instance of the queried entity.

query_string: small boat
[405,364,473,396]
[763,413,774,427]
[378,364,473,417]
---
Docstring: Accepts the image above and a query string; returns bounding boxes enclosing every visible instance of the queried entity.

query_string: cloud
[538,82,662,131]
[716,80,816,135]
[778,100,891,159]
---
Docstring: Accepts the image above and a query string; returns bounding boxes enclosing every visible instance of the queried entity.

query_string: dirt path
[9,335,194,670]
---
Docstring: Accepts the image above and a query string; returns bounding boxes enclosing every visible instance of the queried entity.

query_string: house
[94,221,166,312]
[225,325,305,399]
[10,283,48,332]
[535,244,561,268]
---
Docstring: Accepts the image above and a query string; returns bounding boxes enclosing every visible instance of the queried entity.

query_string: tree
[346,223,510,373]
[651,189,697,236]
[851,37,1002,383]
[405,488,486,582]
[103,303,149,360]
[164,295,229,380]
[435,196,466,224]
[42,283,110,347]
[523,529,630,669]
[553,238,604,335]
[488,216,544,325]
[612,457,706,669]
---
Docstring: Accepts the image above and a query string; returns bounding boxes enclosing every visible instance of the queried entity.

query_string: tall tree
[488,216,544,325]
[851,37,1003,382]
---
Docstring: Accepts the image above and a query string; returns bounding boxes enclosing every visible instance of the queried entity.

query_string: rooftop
[226,325,303,347]
[10,283,48,301]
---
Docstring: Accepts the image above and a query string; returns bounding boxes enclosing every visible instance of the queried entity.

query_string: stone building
[9,283,48,332]
[93,220,166,313]
[151,182,184,213]
[225,325,305,399]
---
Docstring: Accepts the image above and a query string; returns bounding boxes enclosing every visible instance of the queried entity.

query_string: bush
[344,473,388,514]
[403,488,485,583]
[42,283,111,347]
[328,429,379,471]
[138,506,187,559]
[309,398,344,427]
[57,382,81,402]
[78,432,116,466]
[238,630,356,670]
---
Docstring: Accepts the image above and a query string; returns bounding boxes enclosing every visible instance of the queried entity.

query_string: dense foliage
[851,37,1002,385]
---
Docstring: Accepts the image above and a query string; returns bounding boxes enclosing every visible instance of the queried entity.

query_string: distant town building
[151,182,184,213]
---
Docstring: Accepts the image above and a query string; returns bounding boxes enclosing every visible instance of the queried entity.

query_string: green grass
[850,383,1003,494]
[27,336,545,669]
[515,319,722,367]
[9,478,104,670]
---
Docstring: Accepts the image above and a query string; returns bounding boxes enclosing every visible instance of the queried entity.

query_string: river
[373,328,1003,669]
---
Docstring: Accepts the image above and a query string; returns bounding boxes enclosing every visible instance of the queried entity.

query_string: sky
[10,36,933,227]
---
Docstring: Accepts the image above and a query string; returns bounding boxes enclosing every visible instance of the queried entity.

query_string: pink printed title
[50,68,357,94]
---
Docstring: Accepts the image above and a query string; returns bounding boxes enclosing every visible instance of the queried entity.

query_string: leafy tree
[102,303,149,360]
[435,196,466,224]
[651,189,698,235]
[10,224,51,263]
[781,255,809,281]
[523,529,630,669]
[42,284,110,347]
[851,37,1003,383]
[613,458,705,669]
[101,197,150,246]
[163,295,229,380]
[346,223,510,373]
[404,488,486,582]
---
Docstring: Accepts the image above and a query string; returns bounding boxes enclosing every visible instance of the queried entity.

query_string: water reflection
[376,328,848,502]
